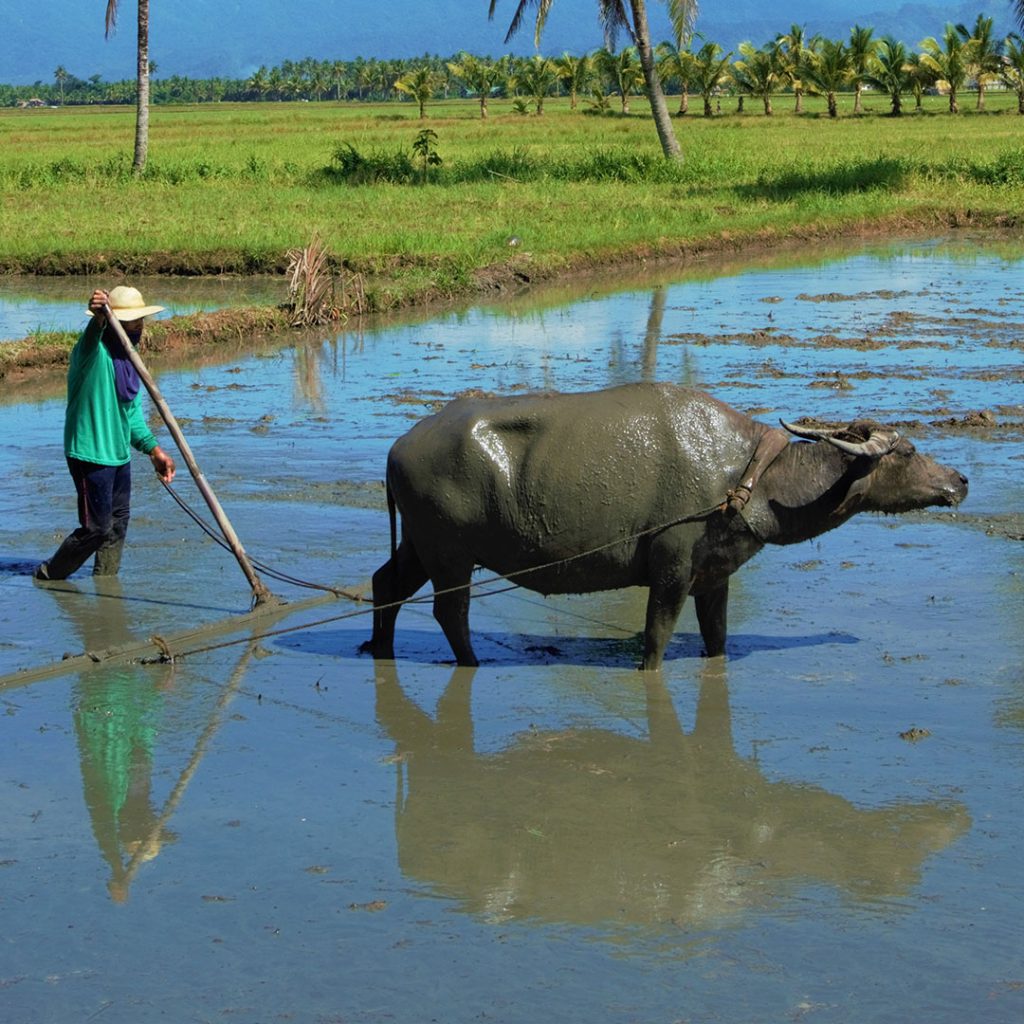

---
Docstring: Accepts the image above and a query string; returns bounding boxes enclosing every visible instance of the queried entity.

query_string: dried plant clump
[286,235,367,325]
[286,235,340,326]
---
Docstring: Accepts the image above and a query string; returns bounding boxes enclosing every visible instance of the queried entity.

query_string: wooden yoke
[724,427,791,514]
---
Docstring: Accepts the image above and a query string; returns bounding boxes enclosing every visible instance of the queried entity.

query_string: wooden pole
[103,304,274,607]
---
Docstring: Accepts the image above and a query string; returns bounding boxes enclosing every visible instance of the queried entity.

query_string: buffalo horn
[780,420,900,458]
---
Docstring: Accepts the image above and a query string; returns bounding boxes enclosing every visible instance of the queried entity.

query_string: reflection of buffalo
[375,662,970,928]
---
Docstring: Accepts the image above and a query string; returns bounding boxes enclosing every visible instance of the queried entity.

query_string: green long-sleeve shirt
[64,319,157,465]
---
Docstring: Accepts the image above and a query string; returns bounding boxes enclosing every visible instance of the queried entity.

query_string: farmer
[34,286,176,581]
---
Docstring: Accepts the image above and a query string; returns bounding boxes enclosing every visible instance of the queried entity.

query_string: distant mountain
[4,1,1015,85]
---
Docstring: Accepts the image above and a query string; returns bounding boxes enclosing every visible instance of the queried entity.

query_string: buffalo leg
[428,561,478,667]
[642,578,690,670]
[364,541,429,659]
[695,581,729,658]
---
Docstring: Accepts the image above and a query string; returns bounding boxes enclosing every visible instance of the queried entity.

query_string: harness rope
[155,479,733,662]
[155,428,790,661]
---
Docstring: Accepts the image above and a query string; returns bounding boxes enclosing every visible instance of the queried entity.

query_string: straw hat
[87,285,165,320]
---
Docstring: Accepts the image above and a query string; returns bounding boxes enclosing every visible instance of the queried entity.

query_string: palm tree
[848,24,875,114]
[920,25,969,114]
[656,38,697,115]
[731,42,784,115]
[246,66,268,101]
[54,65,68,105]
[905,52,936,111]
[554,52,595,110]
[395,66,443,118]
[776,24,813,113]
[595,46,644,113]
[105,0,150,173]
[800,38,853,118]
[957,15,1003,110]
[448,53,501,118]
[863,36,911,116]
[489,0,694,160]
[1002,33,1024,113]
[690,40,732,117]
[515,54,560,114]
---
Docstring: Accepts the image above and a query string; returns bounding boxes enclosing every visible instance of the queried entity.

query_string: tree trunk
[1018,90,1024,114]
[133,0,150,174]
[854,82,863,114]
[629,0,682,160]
[678,88,689,115]
[949,90,958,115]
[480,95,488,119]
[703,95,712,117]
[737,95,745,113]
[828,92,837,118]
[795,88,803,114]
[976,84,985,111]
[763,95,773,116]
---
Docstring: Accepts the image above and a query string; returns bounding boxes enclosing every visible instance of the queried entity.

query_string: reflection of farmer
[35,286,176,582]
[74,662,176,904]
[50,580,176,903]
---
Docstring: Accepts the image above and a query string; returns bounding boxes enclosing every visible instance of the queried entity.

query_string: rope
[160,481,363,600]
[156,480,731,662]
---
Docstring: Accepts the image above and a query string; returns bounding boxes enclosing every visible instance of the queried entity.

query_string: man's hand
[89,289,110,318]
[149,445,176,484]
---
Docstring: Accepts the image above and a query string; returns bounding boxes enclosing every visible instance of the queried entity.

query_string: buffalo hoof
[359,638,393,659]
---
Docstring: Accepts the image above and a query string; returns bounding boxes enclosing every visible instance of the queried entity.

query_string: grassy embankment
[1,92,1022,377]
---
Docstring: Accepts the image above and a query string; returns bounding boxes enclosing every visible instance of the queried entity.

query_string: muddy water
[1,236,1023,1024]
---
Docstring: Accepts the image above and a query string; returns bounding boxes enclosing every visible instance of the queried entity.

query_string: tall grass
[1,94,1022,278]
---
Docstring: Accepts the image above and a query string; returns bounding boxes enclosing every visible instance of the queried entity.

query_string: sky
[4,1,1015,85]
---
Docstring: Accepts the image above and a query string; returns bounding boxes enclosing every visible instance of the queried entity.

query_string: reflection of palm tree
[642,286,667,380]
[374,660,970,928]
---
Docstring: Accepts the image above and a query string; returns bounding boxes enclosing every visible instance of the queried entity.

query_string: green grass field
[1,92,1022,298]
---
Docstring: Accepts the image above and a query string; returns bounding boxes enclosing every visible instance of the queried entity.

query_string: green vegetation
[0,86,1022,345]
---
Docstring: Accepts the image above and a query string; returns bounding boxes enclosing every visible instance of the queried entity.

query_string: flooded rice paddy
[1,236,1023,1023]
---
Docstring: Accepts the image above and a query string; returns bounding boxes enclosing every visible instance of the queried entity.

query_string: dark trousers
[43,458,132,579]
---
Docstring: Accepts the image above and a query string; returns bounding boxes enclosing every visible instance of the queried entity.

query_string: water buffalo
[364,383,968,668]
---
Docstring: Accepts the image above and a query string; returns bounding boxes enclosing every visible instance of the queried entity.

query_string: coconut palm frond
[668,0,699,47]
[105,0,118,38]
